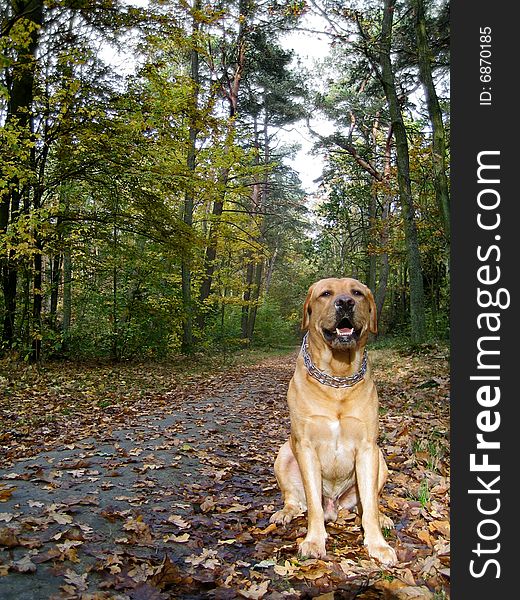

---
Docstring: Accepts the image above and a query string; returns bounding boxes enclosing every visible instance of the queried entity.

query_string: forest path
[0,347,449,599]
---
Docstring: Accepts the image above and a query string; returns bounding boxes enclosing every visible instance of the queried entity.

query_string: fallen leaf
[0,485,16,502]
[167,514,190,529]
[239,580,270,599]
[294,560,333,581]
[0,513,14,523]
[200,497,216,512]
[164,533,190,543]
[223,503,250,513]
[122,515,153,543]
[63,568,88,591]
[185,548,220,569]
[0,527,19,547]
[149,555,186,589]
[12,555,36,573]
[429,520,450,537]
[274,560,297,577]
[417,529,434,546]
[49,511,73,525]
[253,559,277,569]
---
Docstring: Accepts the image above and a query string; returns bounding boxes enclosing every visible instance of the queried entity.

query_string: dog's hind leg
[338,450,393,529]
[270,440,307,525]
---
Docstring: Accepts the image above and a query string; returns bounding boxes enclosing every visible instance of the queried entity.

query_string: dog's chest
[311,415,360,494]
[324,419,346,449]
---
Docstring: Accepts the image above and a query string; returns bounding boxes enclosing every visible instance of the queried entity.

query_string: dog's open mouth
[322,316,360,344]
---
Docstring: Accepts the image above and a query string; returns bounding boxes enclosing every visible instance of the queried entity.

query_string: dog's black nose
[334,295,355,310]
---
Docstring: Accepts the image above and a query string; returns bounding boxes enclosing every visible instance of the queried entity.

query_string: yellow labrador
[270,277,397,564]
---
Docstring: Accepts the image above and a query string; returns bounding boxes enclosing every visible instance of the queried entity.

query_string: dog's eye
[320,290,332,297]
[352,290,364,297]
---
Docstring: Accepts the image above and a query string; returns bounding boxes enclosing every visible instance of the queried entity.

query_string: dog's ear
[301,284,316,331]
[366,287,378,334]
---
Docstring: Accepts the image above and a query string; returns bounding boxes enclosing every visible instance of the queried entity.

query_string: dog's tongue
[336,326,354,336]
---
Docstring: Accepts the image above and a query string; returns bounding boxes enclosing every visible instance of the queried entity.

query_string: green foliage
[251,299,300,348]
[1,0,449,361]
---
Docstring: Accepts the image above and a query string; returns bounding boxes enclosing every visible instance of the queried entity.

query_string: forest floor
[0,344,450,600]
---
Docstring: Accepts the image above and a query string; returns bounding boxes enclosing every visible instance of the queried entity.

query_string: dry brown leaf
[200,497,216,512]
[123,516,153,543]
[273,560,297,577]
[63,568,88,591]
[294,560,333,581]
[428,520,450,537]
[49,511,73,525]
[0,527,19,548]
[397,568,416,586]
[164,533,190,543]
[417,529,434,546]
[258,523,277,535]
[239,580,270,599]
[223,503,250,513]
[0,485,16,502]
[149,555,186,589]
[375,578,433,599]
[185,548,220,569]
[167,514,191,529]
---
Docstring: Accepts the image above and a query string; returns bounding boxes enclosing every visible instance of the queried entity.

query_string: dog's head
[301,277,377,351]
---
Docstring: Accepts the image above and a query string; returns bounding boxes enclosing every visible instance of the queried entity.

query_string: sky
[280,18,334,194]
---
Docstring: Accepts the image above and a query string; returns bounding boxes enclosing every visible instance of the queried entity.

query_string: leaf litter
[0,346,449,598]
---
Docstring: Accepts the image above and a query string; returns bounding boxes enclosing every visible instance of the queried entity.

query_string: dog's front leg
[356,443,397,565]
[293,441,327,558]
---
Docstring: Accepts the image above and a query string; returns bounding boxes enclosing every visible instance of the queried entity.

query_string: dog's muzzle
[322,295,361,347]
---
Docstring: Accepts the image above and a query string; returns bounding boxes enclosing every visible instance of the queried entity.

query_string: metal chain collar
[301,332,368,388]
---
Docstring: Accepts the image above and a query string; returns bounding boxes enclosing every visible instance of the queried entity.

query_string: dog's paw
[298,537,327,559]
[269,506,301,526]
[366,541,397,566]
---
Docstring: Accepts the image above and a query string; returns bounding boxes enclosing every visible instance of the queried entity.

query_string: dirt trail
[0,349,450,599]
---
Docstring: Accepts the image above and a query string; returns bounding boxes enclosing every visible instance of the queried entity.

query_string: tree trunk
[375,197,391,324]
[246,260,264,342]
[111,224,119,361]
[62,249,72,335]
[1,259,18,348]
[375,125,393,326]
[181,0,201,353]
[368,184,378,292]
[264,246,277,295]
[379,0,426,344]
[199,0,247,316]
[0,0,44,349]
[198,194,224,323]
[415,0,450,242]
[30,241,43,362]
[241,257,254,340]
[245,104,269,342]
[49,253,62,330]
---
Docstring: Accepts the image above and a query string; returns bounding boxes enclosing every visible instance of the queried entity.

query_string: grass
[412,434,446,473]
[416,479,431,507]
